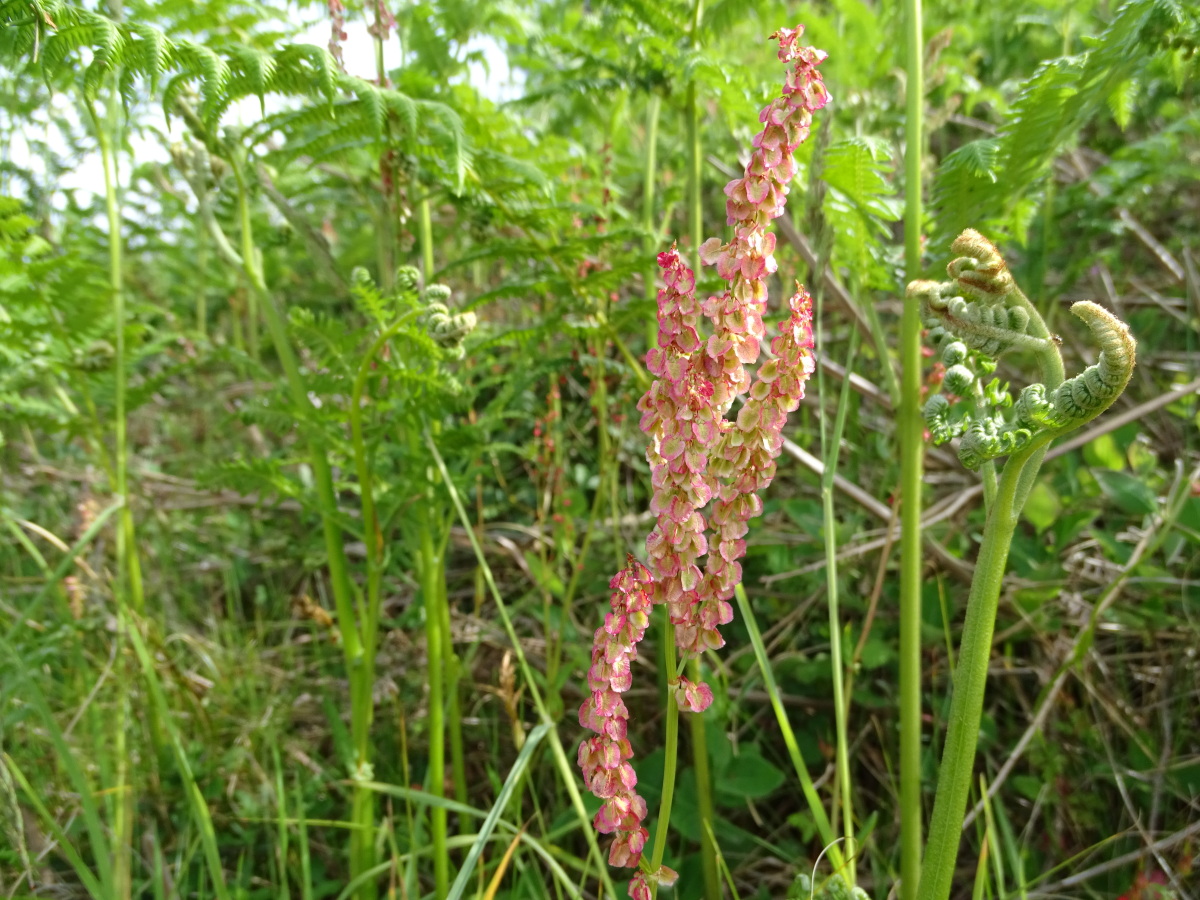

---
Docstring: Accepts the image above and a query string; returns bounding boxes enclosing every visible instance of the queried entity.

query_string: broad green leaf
[1093,469,1158,515]
[1082,432,1125,470]
[1022,480,1061,534]
[715,747,785,801]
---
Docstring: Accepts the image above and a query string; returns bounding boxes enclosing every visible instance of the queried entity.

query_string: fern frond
[226,42,276,114]
[823,136,897,220]
[39,10,118,78]
[354,82,386,138]
[172,39,230,122]
[126,21,171,92]
[606,0,687,39]
[273,43,337,102]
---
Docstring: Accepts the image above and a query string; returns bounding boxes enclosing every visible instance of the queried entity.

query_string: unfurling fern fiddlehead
[916,229,1135,470]
[914,231,1138,900]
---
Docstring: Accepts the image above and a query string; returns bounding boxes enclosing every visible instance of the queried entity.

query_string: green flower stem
[735,583,843,871]
[899,0,925,896]
[687,659,720,900]
[685,0,703,274]
[424,428,618,900]
[682,6,718,893]
[643,92,662,308]
[372,5,398,288]
[418,498,450,899]
[419,194,435,287]
[649,624,680,898]
[820,326,860,882]
[90,81,141,900]
[915,445,1030,900]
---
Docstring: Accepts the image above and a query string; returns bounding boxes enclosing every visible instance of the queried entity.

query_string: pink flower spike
[584,24,827,878]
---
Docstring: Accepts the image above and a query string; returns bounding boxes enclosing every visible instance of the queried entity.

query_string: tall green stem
[92,83,136,900]
[419,194,435,288]
[820,327,860,882]
[372,0,396,286]
[418,501,449,898]
[643,93,661,305]
[916,284,1064,900]
[684,89,701,277]
[915,450,1026,900]
[681,7,719,894]
[649,626,680,900]
[684,0,703,275]
[899,0,925,897]
[687,659,720,900]
[413,195,458,891]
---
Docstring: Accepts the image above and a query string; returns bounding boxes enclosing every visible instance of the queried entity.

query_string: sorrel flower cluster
[577,25,828,889]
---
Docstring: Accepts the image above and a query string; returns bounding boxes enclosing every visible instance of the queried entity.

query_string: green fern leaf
[172,40,230,124]
[127,21,171,93]
[227,43,276,115]
[354,82,386,139]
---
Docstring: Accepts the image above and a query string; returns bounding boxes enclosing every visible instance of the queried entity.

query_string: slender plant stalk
[424,428,618,900]
[91,71,142,900]
[348,313,438,899]
[687,659,720,900]
[685,0,704,274]
[418,498,450,898]
[643,92,662,348]
[196,204,208,337]
[915,449,1026,900]
[819,326,860,882]
[684,89,701,277]
[899,0,925,896]
[372,1,396,287]
[682,6,719,895]
[413,194,465,882]
[649,627,681,900]
[419,194,435,287]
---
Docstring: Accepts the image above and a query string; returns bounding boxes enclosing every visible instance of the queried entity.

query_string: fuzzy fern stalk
[912,230,1135,900]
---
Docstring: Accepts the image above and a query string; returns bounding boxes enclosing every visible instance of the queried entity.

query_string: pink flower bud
[676,677,715,713]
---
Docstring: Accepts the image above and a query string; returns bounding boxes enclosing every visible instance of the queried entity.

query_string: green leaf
[1092,468,1157,515]
[1022,480,1061,534]
[715,746,784,801]
[1082,432,1125,470]
[1108,77,1137,130]
[522,550,564,599]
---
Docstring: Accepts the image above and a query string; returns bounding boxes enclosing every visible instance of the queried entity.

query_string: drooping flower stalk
[578,25,828,891]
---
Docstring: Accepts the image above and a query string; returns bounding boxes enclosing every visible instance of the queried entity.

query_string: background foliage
[0,0,1197,898]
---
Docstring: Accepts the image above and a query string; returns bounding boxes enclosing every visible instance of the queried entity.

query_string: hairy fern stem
[915,233,1133,900]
